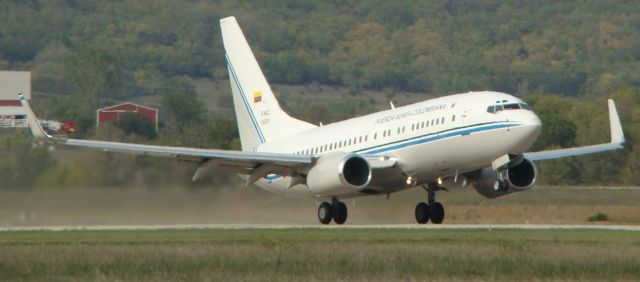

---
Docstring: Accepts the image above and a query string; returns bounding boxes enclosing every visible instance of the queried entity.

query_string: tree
[159,79,206,132]
[527,95,576,151]
[0,130,55,189]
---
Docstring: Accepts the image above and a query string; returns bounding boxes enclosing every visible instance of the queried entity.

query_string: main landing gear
[415,182,445,224]
[318,199,348,225]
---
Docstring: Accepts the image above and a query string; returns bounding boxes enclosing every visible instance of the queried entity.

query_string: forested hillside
[0,0,638,188]
[2,0,639,96]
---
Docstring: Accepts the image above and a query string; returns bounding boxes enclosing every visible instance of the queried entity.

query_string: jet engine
[471,158,537,198]
[306,152,372,197]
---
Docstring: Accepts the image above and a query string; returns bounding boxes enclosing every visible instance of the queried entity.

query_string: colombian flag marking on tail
[253,91,262,103]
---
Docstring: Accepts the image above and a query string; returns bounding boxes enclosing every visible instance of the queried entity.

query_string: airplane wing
[19,94,313,181]
[524,99,625,161]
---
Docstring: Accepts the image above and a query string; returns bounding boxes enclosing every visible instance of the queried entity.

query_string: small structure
[96,103,158,131]
[0,71,31,128]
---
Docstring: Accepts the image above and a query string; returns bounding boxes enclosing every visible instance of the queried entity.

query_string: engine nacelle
[471,158,537,198]
[306,152,372,197]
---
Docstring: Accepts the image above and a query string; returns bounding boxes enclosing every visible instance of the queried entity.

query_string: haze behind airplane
[20,17,625,225]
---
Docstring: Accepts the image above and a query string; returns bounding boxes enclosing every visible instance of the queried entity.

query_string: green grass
[0,228,639,281]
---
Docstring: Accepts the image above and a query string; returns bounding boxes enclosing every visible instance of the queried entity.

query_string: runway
[1,224,639,232]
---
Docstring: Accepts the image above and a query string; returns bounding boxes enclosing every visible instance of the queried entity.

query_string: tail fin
[220,17,316,151]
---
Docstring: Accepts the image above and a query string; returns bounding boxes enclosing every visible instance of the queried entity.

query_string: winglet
[18,93,51,139]
[608,99,625,145]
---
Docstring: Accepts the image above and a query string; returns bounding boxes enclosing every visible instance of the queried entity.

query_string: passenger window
[359,136,362,143]
[452,115,456,122]
[441,117,445,124]
[374,133,377,139]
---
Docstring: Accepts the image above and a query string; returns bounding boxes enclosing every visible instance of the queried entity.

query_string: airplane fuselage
[255,91,542,198]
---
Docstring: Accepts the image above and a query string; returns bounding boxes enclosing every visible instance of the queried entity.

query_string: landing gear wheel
[318,202,333,225]
[430,202,445,224]
[333,202,348,225]
[415,202,430,224]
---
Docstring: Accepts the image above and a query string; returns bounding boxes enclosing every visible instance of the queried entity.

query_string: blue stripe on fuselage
[360,122,516,155]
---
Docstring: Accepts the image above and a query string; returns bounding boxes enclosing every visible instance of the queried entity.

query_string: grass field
[0,228,639,281]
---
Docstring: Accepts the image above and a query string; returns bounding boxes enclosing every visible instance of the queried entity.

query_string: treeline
[1,0,640,98]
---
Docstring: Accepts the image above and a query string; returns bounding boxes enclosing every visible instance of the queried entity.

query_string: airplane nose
[524,113,542,139]
[529,113,542,128]
[508,111,542,154]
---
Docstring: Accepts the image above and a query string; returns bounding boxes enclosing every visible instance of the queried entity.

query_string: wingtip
[220,16,236,23]
[18,94,51,140]
[607,99,625,145]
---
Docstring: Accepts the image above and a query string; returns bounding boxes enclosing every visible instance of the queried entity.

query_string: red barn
[97,103,158,131]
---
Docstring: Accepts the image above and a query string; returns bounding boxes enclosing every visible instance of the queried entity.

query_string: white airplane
[20,16,625,225]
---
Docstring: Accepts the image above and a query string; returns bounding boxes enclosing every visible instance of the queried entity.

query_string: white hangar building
[0,71,31,128]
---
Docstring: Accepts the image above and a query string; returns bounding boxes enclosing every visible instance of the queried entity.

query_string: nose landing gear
[415,182,446,224]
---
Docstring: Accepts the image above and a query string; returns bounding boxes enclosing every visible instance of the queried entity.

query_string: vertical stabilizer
[220,17,316,151]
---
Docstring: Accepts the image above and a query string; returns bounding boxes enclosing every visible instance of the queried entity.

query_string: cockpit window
[487,102,531,114]
[503,103,521,110]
